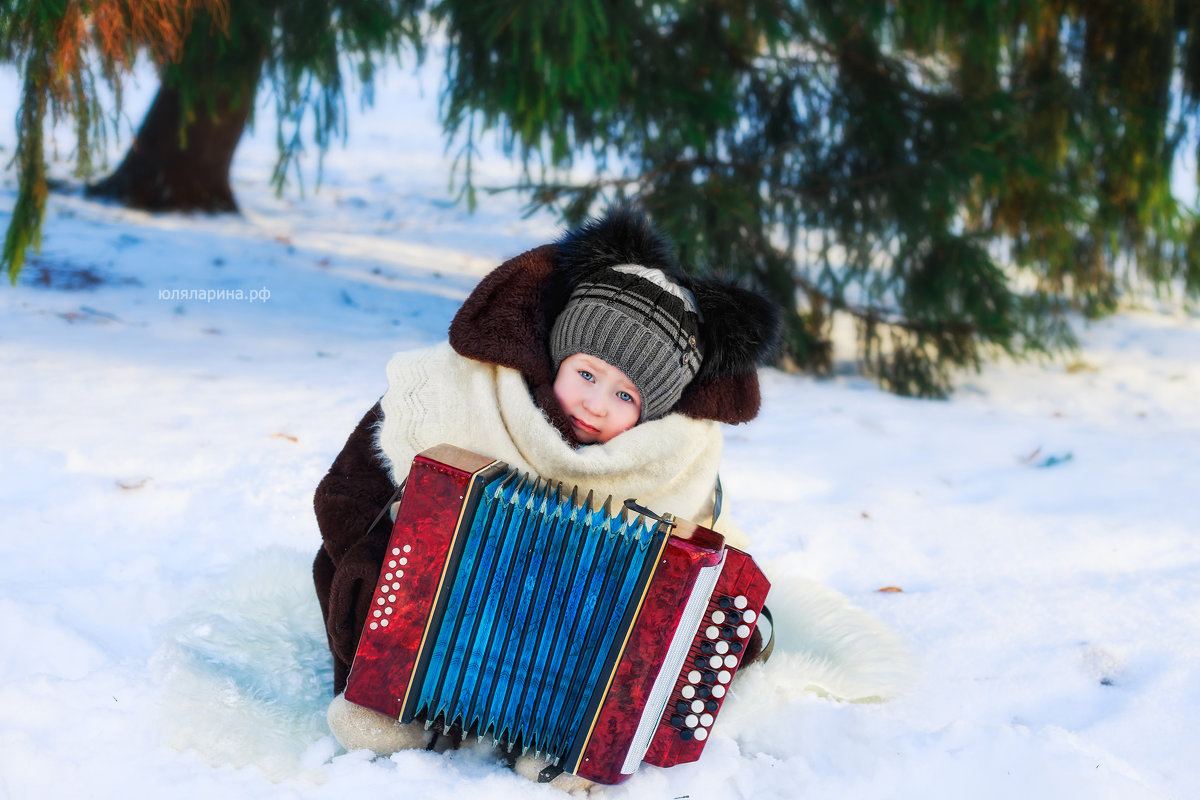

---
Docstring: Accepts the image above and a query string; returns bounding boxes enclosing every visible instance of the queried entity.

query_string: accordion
[345,444,770,785]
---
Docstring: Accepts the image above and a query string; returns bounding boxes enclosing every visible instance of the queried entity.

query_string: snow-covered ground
[2,58,1198,800]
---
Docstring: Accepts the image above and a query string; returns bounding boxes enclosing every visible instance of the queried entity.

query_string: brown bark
[86,78,256,213]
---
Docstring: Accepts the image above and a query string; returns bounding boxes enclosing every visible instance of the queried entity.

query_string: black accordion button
[700,641,715,654]
[670,714,684,727]
[730,642,744,654]
[702,670,717,683]
[706,700,719,712]
[676,701,690,713]
[697,686,711,698]
[694,655,708,667]
[717,596,734,609]
[679,729,694,741]
[721,626,736,638]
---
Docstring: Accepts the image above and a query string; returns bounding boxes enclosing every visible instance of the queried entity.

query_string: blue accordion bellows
[412,470,665,761]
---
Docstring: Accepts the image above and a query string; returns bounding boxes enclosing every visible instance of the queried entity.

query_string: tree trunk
[86,81,256,212]
[85,5,268,215]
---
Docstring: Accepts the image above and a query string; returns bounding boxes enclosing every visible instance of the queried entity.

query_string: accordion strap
[626,475,723,529]
[623,498,677,529]
[712,474,723,526]
[366,479,406,537]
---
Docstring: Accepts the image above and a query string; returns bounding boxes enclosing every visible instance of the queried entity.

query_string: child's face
[553,353,643,444]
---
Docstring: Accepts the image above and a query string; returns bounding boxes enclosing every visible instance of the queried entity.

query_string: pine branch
[3,46,49,284]
[791,272,978,340]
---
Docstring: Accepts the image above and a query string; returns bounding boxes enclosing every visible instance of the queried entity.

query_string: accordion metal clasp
[344,443,770,785]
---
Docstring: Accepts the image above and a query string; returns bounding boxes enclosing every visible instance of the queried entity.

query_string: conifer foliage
[1,0,227,281]
[441,0,1200,395]
[5,1,1200,395]
[1,0,422,283]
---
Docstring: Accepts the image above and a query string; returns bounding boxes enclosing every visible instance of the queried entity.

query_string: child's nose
[583,393,605,415]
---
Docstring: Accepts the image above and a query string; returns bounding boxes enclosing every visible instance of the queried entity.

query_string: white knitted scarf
[374,342,750,547]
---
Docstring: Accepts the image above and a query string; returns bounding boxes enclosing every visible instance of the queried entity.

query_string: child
[312,208,780,786]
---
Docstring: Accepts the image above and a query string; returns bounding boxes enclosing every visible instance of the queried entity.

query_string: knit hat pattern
[550,265,702,421]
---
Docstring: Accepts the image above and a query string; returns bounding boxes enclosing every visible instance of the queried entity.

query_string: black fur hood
[449,207,782,424]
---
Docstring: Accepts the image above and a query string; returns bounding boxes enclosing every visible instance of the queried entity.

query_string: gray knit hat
[550,264,703,421]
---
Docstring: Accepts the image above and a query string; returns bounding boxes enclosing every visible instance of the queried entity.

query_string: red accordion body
[345,444,770,785]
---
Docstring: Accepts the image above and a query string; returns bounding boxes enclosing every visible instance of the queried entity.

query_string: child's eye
[578,370,594,382]
[617,390,635,403]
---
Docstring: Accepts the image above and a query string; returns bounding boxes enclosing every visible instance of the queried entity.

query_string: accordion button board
[344,444,770,785]
[642,553,769,768]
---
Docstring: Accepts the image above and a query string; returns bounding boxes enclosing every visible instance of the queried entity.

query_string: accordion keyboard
[669,594,757,740]
[643,546,770,768]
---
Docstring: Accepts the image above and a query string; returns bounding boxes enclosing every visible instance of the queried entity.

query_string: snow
[2,58,1199,800]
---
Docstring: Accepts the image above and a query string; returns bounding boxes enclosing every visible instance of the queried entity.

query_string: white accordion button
[743,609,757,624]
[715,641,730,655]
[736,624,751,638]
[688,670,702,683]
[711,610,726,624]
[685,714,699,728]
[709,656,723,669]
[700,713,714,727]
[403,545,412,553]
[691,700,704,713]
[369,622,378,630]
[681,685,696,699]
[377,597,385,606]
[388,594,397,603]
[388,560,397,569]
[385,572,394,581]
[712,685,726,698]
[374,610,382,618]
[724,655,739,668]
[694,728,708,741]
[392,548,400,556]
[397,570,404,578]
[705,626,720,640]
[385,607,393,615]
[380,619,388,627]
[734,595,748,609]
[391,582,400,590]
[717,670,731,684]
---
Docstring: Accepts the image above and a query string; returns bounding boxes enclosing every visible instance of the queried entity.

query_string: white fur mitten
[326,693,432,755]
